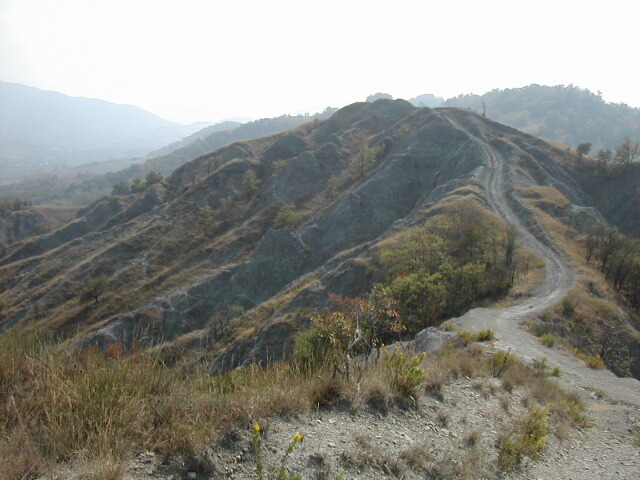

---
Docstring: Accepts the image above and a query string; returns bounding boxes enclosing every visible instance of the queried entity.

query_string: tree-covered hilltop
[442,85,640,152]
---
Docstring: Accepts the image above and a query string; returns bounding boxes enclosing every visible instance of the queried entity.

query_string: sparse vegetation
[1,96,632,479]
[242,169,261,197]
[79,275,109,304]
[585,354,605,369]
[252,423,304,480]
[497,407,549,471]
[0,323,591,478]
[273,203,301,229]
[382,347,426,405]
[540,333,556,348]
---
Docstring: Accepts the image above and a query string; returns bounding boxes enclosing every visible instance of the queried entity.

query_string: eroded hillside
[0,100,635,373]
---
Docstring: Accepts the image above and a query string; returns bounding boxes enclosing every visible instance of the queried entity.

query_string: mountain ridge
[3,100,637,379]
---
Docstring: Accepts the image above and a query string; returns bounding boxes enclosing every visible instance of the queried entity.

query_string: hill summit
[3,99,638,376]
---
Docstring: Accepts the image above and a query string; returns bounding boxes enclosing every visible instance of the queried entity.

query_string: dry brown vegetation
[517,185,639,376]
[0,324,589,479]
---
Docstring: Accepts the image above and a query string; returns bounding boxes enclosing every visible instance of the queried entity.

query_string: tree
[366,92,393,102]
[576,142,592,158]
[197,205,217,239]
[242,169,261,197]
[79,276,109,304]
[325,175,341,201]
[217,196,234,224]
[273,203,300,229]
[598,325,632,377]
[614,137,640,164]
[596,148,612,163]
[130,177,146,193]
[503,224,518,267]
[351,145,383,179]
[145,171,164,187]
[111,180,130,196]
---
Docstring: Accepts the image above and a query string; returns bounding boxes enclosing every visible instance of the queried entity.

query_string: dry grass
[0,325,591,478]
[0,329,317,473]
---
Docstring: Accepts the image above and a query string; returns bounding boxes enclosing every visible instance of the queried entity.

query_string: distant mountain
[0,82,208,181]
[0,112,335,206]
[441,85,640,151]
[145,121,243,158]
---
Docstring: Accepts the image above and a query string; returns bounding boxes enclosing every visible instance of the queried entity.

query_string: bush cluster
[381,205,520,333]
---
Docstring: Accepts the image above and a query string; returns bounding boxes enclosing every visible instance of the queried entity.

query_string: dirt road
[446,125,640,477]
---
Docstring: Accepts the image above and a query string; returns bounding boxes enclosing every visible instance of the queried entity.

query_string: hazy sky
[1,0,639,124]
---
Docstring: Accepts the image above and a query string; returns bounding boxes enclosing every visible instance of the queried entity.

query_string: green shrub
[382,347,426,404]
[292,325,334,373]
[475,329,495,342]
[531,356,548,373]
[540,333,556,347]
[273,203,301,229]
[552,399,593,429]
[441,321,456,331]
[498,407,549,471]
[457,329,476,346]
[490,350,516,377]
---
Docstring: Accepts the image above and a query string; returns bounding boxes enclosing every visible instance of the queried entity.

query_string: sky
[1,0,639,124]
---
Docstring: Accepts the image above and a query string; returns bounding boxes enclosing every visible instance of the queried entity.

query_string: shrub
[475,329,495,341]
[292,325,334,373]
[552,399,593,430]
[561,297,575,317]
[464,430,481,447]
[457,329,476,346]
[531,356,548,373]
[490,350,516,377]
[549,366,562,377]
[498,407,549,471]
[585,355,605,369]
[457,328,495,346]
[441,321,456,331]
[273,204,301,229]
[382,347,426,404]
[540,333,556,347]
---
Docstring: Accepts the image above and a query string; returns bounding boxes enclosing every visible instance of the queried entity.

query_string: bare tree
[614,137,640,164]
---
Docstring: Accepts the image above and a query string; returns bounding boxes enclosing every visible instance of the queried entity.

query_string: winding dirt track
[445,124,640,477]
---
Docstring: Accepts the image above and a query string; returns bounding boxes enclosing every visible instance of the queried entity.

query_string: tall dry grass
[0,327,588,478]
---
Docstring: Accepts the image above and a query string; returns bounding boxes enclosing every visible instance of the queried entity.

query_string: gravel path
[446,118,640,478]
